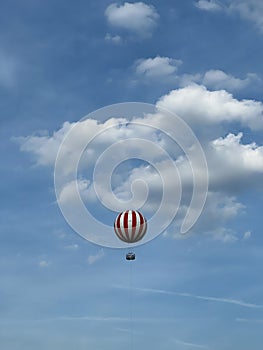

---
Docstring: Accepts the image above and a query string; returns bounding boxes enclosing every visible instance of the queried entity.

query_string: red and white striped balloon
[114,210,147,243]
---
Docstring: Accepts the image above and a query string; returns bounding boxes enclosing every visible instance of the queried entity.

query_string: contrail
[115,285,263,309]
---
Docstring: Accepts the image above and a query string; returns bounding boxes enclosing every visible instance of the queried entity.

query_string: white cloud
[211,133,263,173]
[105,2,159,38]
[18,117,163,176]
[133,56,259,91]
[202,70,259,90]
[195,0,223,11]
[196,0,263,33]
[16,121,74,167]
[18,86,263,242]
[180,70,260,91]
[87,249,105,265]
[193,132,263,198]
[58,179,94,206]
[135,56,182,79]
[17,117,131,175]
[157,84,263,130]
[102,131,262,241]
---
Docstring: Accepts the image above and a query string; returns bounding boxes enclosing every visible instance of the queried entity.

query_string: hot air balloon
[114,210,147,260]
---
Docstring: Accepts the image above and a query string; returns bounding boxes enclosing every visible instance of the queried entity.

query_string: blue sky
[1,0,263,349]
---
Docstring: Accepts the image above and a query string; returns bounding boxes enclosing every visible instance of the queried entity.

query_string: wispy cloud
[0,316,129,325]
[0,50,18,88]
[56,315,129,322]
[196,0,263,33]
[0,316,130,325]
[38,259,51,268]
[173,337,208,349]
[236,317,263,323]
[243,231,252,240]
[195,0,223,12]
[115,286,263,309]
[64,243,79,251]
[87,248,105,265]
[2,315,180,325]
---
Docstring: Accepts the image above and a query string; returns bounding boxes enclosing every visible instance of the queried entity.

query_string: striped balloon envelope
[114,210,147,243]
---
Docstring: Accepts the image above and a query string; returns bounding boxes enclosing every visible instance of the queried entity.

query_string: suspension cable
[129,252,134,350]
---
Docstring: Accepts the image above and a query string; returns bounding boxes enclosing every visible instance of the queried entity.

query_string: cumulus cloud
[105,2,159,38]
[58,179,94,206]
[98,131,262,240]
[132,55,259,92]
[134,56,182,80]
[211,133,263,173]
[16,121,74,167]
[18,85,263,241]
[193,132,263,196]
[157,84,263,130]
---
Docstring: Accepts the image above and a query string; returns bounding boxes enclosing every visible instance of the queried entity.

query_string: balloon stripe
[127,210,132,241]
[115,212,127,242]
[137,211,144,238]
[134,212,141,242]
[131,210,137,241]
[134,211,140,239]
[116,213,121,228]
[123,211,129,240]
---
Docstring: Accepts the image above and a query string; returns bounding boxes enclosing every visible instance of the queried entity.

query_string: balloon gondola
[114,210,147,260]
[125,252,136,260]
